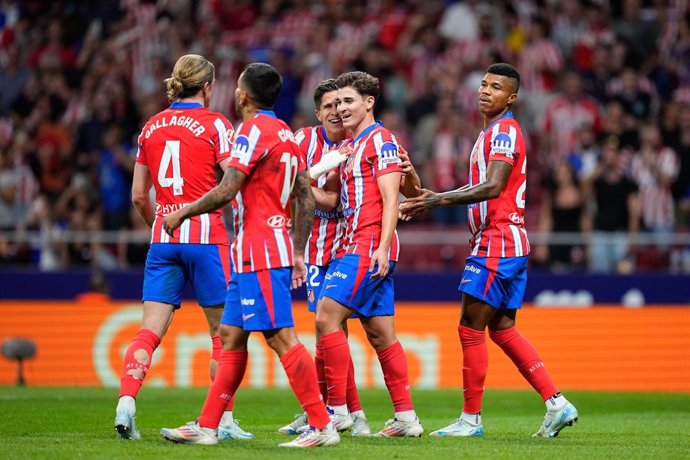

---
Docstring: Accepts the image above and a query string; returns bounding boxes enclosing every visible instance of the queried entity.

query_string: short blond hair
[164,54,215,101]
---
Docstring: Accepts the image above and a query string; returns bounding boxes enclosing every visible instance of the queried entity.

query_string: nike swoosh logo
[326,285,337,289]
[242,313,256,321]
[460,279,471,284]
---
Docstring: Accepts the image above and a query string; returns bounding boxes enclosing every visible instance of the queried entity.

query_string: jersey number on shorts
[279,151,299,208]
[308,265,320,287]
[158,140,185,196]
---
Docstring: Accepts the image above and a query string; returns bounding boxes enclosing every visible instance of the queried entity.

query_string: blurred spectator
[0,42,30,115]
[607,67,655,121]
[583,137,640,273]
[612,0,661,62]
[427,108,471,225]
[98,124,134,231]
[599,100,640,151]
[541,72,602,165]
[518,15,564,130]
[630,125,679,244]
[671,105,690,227]
[535,160,586,270]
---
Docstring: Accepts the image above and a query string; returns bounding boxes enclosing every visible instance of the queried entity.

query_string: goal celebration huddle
[114,54,578,448]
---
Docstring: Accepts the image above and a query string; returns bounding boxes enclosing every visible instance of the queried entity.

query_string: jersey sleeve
[369,129,402,178]
[134,128,147,166]
[293,127,310,165]
[209,114,235,165]
[227,120,262,176]
[487,120,520,166]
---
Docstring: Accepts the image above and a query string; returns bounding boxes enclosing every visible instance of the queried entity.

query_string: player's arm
[371,171,402,279]
[399,145,422,198]
[309,144,352,180]
[131,163,155,228]
[162,167,247,236]
[399,160,512,219]
[291,170,316,288]
[312,170,341,210]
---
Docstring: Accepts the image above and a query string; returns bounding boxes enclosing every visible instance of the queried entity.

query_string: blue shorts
[307,261,358,319]
[458,255,528,309]
[142,243,230,308]
[319,254,396,318]
[222,264,294,331]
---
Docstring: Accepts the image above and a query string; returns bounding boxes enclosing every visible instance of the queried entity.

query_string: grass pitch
[0,386,687,459]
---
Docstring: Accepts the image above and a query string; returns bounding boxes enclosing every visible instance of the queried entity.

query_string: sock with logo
[489,326,559,400]
[458,325,488,414]
[119,329,161,398]
[377,341,414,413]
[314,341,328,401]
[345,355,363,413]
[198,350,247,429]
[281,343,331,430]
[320,330,350,407]
[545,392,568,411]
[460,411,482,426]
[210,335,236,412]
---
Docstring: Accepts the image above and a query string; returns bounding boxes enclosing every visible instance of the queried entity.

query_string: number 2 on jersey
[515,157,526,209]
[279,151,299,208]
[158,140,185,196]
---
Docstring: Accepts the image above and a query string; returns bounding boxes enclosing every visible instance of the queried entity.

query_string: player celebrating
[159,63,339,448]
[399,63,578,438]
[278,79,370,437]
[114,54,252,441]
[314,71,424,437]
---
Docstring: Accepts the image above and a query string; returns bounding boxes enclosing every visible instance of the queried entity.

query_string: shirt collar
[170,102,203,109]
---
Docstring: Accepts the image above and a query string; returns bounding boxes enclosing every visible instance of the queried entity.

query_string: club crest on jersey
[491,131,515,158]
[307,289,315,303]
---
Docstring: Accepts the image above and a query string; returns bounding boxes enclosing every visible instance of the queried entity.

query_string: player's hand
[292,255,307,289]
[162,210,185,236]
[398,145,413,174]
[369,248,390,279]
[337,144,354,157]
[398,187,440,220]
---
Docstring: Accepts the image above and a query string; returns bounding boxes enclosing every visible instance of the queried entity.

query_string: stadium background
[1,0,689,393]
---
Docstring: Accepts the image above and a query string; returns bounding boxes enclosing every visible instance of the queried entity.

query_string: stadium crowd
[0,0,689,273]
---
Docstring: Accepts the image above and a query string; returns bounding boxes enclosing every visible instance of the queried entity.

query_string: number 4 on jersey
[158,140,185,196]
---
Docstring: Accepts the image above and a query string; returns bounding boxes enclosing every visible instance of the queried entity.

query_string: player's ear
[366,95,375,111]
[314,108,322,122]
[507,92,518,105]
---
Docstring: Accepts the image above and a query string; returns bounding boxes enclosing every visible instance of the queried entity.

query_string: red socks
[377,341,414,412]
[317,337,362,412]
[119,329,161,398]
[320,330,350,407]
[198,350,247,428]
[489,326,559,400]
[281,343,330,430]
[211,335,235,411]
[346,354,363,412]
[314,342,328,401]
[458,325,488,414]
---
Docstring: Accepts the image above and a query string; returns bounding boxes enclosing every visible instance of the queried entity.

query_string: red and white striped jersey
[467,112,530,258]
[135,102,234,245]
[339,123,403,261]
[228,110,306,273]
[630,146,679,229]
[294,125,346,266]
